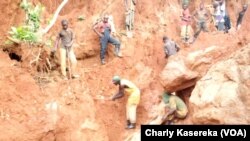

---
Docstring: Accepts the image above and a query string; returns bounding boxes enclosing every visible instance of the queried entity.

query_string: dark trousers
[100,28,120,60]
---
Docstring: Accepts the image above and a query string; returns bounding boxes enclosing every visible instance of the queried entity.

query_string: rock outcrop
[189,45,250,124]
[160,44,243,92]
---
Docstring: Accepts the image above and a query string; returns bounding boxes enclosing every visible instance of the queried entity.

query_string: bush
[8,0,43,43]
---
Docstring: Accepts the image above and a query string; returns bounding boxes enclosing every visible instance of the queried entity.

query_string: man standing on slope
[180,4,192,43]
[192,2,210,43]
[93,14,122,65]
[124,0,136,32]
[111,75,141,129]
[52,19,79,80]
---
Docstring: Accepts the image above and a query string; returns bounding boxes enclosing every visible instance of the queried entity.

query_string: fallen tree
[6,0,68,73]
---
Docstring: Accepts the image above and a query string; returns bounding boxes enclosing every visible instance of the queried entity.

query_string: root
[30,48,41,68]
[46,57,52,70]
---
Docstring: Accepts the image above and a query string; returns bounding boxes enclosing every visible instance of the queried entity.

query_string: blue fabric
[224,15,231,30]
[100,28,120,60]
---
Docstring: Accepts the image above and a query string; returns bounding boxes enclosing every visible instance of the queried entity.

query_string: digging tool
[66,47,72,81]
[93,95,112,101]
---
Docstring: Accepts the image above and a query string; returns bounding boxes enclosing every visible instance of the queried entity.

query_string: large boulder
[160,45,242,92]
[189,45,250,124]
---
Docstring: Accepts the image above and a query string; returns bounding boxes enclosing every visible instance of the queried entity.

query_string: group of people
[180,0,248,44]
[50,0,248,129]
[110,75,188,129]
[51,19,186,128]
[51,0,137,80]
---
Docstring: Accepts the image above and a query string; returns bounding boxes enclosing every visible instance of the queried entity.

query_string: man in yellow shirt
[111,75,140,129]
[161,92,188,125]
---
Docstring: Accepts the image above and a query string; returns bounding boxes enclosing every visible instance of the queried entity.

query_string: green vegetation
[78,15,85,21]
[8,0,44,43]
[9,26,38,43]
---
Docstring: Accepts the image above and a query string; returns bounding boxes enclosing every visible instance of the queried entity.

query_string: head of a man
[61,19,68,30]
[213,2,218,9]
[103,14,109,23]
[219,0,224,5]
[183,4,188,10]
[112,75,120,85]
[199,2,204,10]
[163,36,168,43]
[162,91,171,104]
[243,4,248,11]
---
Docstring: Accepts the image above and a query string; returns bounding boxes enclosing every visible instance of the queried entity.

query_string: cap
[112,75,120,82]
[162,92,171,104]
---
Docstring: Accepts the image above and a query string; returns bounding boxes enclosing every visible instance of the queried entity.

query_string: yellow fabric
[168,96,188,119]
[60,46,77,77]
[176,110,187,118]
[126,103,137,123]
[121,79,141,105]
[127,89,140,105]
[181,25,191,39]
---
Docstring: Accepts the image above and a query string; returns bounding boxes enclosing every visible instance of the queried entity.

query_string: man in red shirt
[93,15,122,65]
[180,4,192,43]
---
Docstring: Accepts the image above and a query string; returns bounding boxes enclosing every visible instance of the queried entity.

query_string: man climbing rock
[162,36,180,58]
[125,0,136,32]
[111,75,141,129]
[52,19,79,80]
[93,14,122,65]
[192,2,210,43]
[180,4,192,43]
[236,4,248,31]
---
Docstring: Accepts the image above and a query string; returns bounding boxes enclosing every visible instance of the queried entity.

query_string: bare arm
[181,14,191,22]
[161,97,177,121]
[164,44,169,57]
[52,35,60,52]
[192,10,198,22]
[205,9,210,21]
[162,108,176,121]
[93,23,103,37]
[69,29,75,46]
[112,85,125,100]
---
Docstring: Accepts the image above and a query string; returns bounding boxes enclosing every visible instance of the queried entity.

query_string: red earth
[0,0,250,140]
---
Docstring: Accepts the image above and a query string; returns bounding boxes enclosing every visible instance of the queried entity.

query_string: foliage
[20,0,44,32]
[78,15,85,21]
[20,0,32,11]
[9,26,38,43]
[8,0,43,43]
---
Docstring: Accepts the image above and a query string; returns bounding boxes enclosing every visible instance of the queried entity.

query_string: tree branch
[42,0,68,34]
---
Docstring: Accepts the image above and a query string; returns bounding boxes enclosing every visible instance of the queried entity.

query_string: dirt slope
[0,0,250,141]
